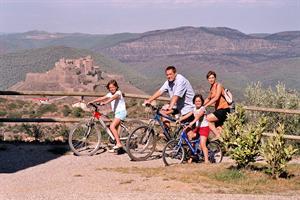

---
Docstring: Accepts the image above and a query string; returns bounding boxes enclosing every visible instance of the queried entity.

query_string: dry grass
[99,163,300,195]
[119,179,135,184]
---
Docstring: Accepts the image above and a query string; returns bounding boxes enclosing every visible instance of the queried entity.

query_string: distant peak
[24,30,49,35]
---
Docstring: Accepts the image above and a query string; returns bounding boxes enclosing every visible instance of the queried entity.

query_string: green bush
[7,111,23,118]
[261,124,298,179]
[72,107,84,118]
[222,105,267,168]
[29,104,58,117]
[37,104,58,115]
[0,110,7,116]
[222,104,246,152]
[7,103,17,110]
[62,105,72,117]
[57,125,69,138]
[244,82,299,135]
[0,98,7,103]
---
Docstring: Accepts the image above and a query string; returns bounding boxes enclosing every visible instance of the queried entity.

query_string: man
[145,66,195,127]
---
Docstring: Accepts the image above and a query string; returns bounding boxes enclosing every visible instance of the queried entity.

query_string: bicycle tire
[68,120,101,156]
[162,139,185,166]
[126,125,157,161]
[207,141,223,163]
[124,119,147,132]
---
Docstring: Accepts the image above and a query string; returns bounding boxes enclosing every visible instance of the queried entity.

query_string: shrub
[7,103,17,110]
[20,124,43,139]
[20,124,33,136]
[222,105,267,168]
[0,110,7,116]
[261,124,298,179]
[72,107,84,118]
[62,105,72,117]
[222,104,246,152]
[32,125,43,140]
[244,82,299,135]
[0,98,7,103]
[57,125,69,139]
[37,104,58,115]
[7,111,22,118]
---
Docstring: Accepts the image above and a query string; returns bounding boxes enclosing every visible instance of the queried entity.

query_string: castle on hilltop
[9,55,146,95]
[11,56,102,92]
[55,55,96,75]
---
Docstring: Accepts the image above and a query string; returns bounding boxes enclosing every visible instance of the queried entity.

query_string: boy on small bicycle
[88,80,127,152]
[178,94,210,163]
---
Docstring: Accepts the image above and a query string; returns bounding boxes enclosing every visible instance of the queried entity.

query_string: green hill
[0,31,141,54]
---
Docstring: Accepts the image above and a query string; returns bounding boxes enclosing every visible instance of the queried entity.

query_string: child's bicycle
[126,103,182,161]
[162,124,223,166]
[68,103,144,156]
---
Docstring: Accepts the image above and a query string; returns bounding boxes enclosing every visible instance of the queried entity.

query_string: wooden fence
[0,90,299,141]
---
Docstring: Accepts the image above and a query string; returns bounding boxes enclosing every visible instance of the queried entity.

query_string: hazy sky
[1,0,300,34]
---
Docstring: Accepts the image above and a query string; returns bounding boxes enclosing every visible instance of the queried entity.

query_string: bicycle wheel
[124,119,147,132]
[162,139,185,166]
[68,120,101,156]
[207,141,223,163]
[126,125,157,161]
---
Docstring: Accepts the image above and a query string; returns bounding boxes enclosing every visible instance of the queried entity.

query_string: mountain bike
[162,125,223,166]
[126,103,182,161]
[68,103,144,156]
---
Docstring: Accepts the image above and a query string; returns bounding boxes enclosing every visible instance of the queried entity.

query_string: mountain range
[0,27,299,100]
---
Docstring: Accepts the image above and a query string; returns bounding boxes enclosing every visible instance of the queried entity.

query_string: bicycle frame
[149,106,177,141]
[92,110,116,141]
[177,130,200,156]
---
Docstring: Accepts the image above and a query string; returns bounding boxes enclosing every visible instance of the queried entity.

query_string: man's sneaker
[116,147,126,155]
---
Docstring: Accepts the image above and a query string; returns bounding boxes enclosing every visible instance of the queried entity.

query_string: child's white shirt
[105,90,126,114]
[194,106,208,127]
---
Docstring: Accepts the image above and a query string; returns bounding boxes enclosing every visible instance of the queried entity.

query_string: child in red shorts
[186,94,210,163]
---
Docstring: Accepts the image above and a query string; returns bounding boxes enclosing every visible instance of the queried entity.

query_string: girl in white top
[179,94,210,163]
[89,80,127,150]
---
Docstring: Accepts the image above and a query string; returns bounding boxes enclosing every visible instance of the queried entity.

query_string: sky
[0,0,300,34]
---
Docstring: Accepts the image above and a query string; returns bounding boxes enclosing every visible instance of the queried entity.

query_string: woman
[204,71,230,138]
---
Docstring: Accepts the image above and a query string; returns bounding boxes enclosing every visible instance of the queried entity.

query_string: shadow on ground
[0,141,69,173]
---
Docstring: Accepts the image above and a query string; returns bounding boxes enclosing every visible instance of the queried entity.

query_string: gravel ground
[0,143,299,200]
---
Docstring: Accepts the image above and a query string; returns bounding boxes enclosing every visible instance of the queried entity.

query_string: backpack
[222,88,233,105]
[222,87,235,112]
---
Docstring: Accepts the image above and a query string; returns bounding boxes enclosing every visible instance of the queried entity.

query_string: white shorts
[115,110,127,121]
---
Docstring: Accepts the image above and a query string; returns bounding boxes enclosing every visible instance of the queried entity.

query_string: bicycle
[162,124,223,166]
[126,103,182,161]
[68,103,144,156]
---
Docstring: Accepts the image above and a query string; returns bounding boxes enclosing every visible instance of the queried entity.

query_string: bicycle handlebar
[87,102,100,111]
[143,103,168,112]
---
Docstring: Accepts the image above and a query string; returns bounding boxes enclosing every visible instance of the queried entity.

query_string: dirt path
[0,143,299,200]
